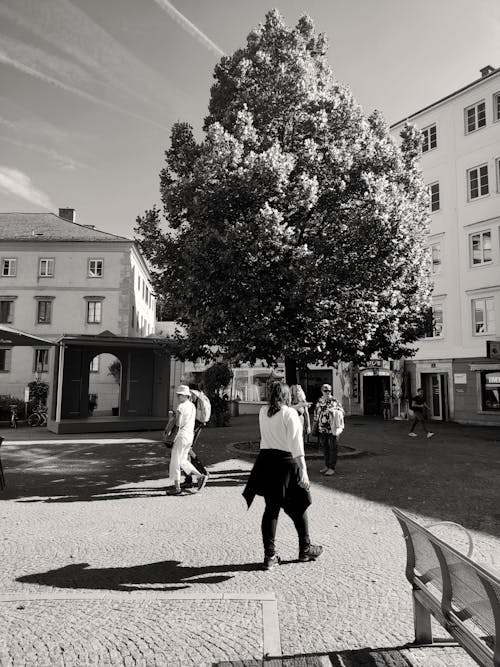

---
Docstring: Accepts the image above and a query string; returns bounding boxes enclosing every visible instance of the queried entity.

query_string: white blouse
[259,405,304,458]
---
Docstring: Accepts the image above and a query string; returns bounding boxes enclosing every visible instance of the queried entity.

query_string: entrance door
[125,350,154,416]
[363,375,389,416]
[422,373,446,420]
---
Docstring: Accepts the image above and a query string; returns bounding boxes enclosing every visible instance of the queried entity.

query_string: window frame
[33,348,50,373]
[464,100,487,134]
[88,258,104,278]
[0,348,12,372]
[1,258,17,277]
[467,163,489,201]
[0,299,15,324]
[89,355,100,373]
[86,300,102,324]
[470,230,493,266]
[429,242,442,274]
[428,181,440,212]
[36,299,53,324]
[423,302,444,339]
[493,92,500,123]
[421,123,437,153]
[472,296,495,335]
[39,257,55,277]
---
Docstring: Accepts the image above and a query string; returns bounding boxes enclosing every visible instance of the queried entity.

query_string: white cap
[176,384,191,396]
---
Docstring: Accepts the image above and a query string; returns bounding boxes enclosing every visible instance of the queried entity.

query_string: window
[0,300,14,324]
[482,371,500,410]
[1,259,16,276]
[428,182,440,212]
[430,243,442,274]
[467,164,489,200]
[465,100,486,133]
[37,300,52,324]
[87,301,102,324]
[88,259,103,277]
[423,304,444,338]
[39,258,54,277]
[494,92,500,122]
[34,348,49,373]
[89,355,100,373]
[472,297,495,334]
[496,158,500,192]
[0,348,11,372]
[470,231,492,265]
[422,124,437,152]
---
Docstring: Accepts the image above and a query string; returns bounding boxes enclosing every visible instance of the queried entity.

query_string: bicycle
[27,407,48,427]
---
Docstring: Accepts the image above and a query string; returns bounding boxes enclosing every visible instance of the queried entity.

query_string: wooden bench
[393,507,500,667]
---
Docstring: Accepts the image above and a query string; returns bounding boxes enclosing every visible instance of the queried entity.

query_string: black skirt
[242,449,311,514]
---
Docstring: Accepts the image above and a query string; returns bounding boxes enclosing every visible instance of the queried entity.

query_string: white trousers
[169,436,199,484]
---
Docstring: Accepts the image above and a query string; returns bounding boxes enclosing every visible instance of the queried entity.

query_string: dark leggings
[261,495,310,557]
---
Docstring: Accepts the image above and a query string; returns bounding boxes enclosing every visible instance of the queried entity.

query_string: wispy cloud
[153,0,225,57]
[0,47,169,131]
[0,166,53,208]
[0,0,193,113]
[0,136,86,171]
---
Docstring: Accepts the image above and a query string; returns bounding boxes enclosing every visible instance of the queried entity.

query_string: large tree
[135,10,432,382]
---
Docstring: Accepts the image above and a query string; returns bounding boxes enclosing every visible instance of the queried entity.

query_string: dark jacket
[242,449,311,514]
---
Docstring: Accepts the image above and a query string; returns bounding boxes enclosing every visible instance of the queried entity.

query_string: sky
[0,0,499,238]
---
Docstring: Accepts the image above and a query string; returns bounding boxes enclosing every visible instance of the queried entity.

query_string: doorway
[421,373,447,420]
[363,374,390,416]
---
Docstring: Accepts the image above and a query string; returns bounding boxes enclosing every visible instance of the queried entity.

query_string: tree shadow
[16,558,291,592]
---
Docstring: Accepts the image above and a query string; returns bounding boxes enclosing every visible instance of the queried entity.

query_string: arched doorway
[88,353,121,417]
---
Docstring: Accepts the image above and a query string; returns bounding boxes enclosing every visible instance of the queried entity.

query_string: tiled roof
[0,212,130,242]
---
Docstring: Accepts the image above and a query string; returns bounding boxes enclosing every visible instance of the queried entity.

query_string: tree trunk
[284,356,298,386]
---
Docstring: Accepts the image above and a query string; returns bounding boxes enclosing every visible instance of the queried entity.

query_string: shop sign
[363,370,390,376]
[486,373,500,384]
[453,373,467,384]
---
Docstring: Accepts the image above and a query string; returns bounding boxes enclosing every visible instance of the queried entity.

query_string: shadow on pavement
[2,415,500,543]
[16,558,286,592]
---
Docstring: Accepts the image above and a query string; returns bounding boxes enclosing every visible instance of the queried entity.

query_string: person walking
[408,388,434,438]
[314,383,344,476]
[243,381,323,571]
[382,389,392,420]
[166,385,209,495]
[180,385,211,490]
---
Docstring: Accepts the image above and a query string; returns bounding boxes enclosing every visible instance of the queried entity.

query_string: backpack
[191,389,211,424]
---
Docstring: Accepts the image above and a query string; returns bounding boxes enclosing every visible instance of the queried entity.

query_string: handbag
[311,420,319,437]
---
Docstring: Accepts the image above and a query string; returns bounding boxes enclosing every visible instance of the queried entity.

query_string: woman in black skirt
[243,381,323,570]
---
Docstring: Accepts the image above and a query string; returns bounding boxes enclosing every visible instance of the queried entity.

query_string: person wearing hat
[166,385,208,495]
[313,383,344,476]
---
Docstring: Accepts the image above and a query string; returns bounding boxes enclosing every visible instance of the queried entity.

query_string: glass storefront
[231,365,285,403]
[482,371,500,410]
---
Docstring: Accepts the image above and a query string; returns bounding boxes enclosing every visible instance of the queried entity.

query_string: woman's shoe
[298,545,323,562]
[166,487,183,496]
[319,467,328,474]
[324,468,335,476]
[263,554,281,571]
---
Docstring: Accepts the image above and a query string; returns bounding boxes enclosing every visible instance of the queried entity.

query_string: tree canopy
[135,10,432,376]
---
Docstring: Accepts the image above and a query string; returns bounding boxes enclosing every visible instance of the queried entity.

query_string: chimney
[59,207,76,222]
[480,65,495,78]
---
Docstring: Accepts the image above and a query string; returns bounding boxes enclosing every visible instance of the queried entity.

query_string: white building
[0,208,156,414]
[391,65,500,424]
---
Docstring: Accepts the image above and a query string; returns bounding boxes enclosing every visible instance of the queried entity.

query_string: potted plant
[107,360,121,416]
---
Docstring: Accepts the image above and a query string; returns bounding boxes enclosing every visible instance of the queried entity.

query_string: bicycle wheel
[27,413,40,427]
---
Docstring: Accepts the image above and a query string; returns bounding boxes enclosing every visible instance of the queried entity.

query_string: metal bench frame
[393,507,500,667]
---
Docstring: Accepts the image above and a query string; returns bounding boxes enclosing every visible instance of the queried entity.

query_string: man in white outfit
[167,385,208,496]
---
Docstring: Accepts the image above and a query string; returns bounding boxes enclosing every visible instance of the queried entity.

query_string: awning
[0,324,57,347]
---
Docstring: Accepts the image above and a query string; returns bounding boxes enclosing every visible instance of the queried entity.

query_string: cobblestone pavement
[0,416,499,665]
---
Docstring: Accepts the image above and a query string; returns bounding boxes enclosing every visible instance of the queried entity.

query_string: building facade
[391,66,500,425]
[0,209,156,414]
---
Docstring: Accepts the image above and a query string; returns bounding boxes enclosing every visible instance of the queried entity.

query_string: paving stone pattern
[0,416,498,665]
